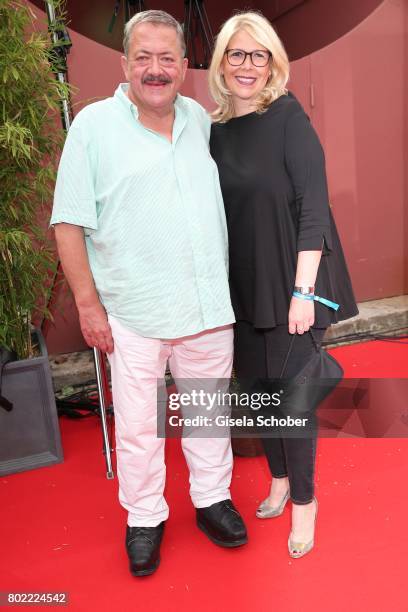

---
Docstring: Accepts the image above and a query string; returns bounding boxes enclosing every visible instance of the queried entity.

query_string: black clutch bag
[276,329,344,431]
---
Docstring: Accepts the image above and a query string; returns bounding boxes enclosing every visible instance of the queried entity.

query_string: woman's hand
[288,296,315,334]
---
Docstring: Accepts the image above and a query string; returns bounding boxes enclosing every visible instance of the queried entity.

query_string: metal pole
[183,0,214,69]
[44,2,72,128]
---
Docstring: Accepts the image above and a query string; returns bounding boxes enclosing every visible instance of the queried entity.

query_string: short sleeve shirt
[51,84,235,338]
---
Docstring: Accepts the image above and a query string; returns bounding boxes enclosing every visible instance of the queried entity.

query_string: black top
[210,92,358,328]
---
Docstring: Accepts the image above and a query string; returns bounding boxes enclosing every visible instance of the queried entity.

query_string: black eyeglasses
[225,48,272,67]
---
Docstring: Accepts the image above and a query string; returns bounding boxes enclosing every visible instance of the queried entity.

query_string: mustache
[142,75,172,84]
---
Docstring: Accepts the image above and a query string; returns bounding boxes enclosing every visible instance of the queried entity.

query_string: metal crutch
[93,348,115,479]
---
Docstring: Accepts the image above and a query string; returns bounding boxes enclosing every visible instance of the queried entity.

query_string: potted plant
[0,0,69,475]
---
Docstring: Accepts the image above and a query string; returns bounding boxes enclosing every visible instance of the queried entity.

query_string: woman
[208,12,358,558]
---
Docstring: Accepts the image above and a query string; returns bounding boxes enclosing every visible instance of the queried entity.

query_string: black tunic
[210,91,358,329]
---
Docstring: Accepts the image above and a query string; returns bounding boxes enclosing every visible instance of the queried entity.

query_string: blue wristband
[292,291,339,311]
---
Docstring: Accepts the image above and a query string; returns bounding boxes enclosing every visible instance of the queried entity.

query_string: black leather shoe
[126,521,165,576]
[196,499,248,547]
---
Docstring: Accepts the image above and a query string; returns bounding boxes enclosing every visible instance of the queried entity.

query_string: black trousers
[233,321,327,504]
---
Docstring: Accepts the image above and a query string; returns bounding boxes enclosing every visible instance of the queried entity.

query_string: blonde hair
[208,11,290,123]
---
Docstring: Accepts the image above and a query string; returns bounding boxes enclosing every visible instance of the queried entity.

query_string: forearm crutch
[93,348,114,479]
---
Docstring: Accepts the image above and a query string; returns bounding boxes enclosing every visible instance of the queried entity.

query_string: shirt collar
[114,83,139,118]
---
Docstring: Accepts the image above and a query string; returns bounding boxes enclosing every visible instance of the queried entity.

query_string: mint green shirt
[51,84,235,338]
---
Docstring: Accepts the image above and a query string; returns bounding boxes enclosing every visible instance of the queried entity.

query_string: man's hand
[77,300,114,353]
[288,296,315,335]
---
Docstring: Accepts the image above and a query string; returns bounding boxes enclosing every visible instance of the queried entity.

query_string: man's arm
[54,223,114,353]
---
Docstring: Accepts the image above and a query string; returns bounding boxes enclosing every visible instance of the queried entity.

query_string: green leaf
[0,0,72,359]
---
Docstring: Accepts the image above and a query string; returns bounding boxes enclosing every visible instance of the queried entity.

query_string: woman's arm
[284,102,331,334]
[289,249,322,334]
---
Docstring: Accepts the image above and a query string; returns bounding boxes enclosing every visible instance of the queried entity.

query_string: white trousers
[107,315,234,527]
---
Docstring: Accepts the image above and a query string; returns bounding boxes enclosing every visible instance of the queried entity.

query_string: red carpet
[2,339,407,611]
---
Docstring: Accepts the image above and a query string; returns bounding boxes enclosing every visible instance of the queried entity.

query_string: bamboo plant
[0,0,70,359]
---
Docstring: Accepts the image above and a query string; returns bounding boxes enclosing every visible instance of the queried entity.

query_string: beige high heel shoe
[288,496,318,558]
[256,488,290,519]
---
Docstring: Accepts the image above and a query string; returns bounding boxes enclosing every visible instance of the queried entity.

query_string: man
[51,10,247,577]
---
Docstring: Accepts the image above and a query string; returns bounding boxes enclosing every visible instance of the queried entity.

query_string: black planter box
[0,329,63,476]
